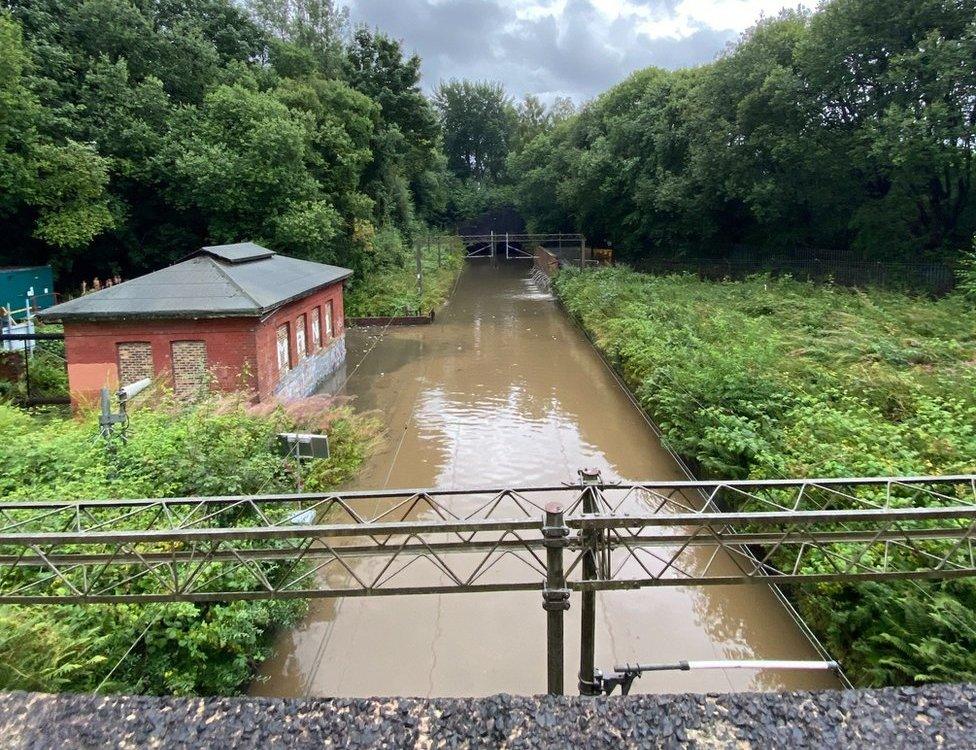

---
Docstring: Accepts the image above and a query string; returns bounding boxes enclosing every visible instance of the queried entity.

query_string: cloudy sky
[341,0,798,103]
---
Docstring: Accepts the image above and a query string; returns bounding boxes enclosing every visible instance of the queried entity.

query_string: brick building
[38,243,352,405]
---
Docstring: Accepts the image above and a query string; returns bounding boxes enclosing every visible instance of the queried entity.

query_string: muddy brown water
[253,261,839,698]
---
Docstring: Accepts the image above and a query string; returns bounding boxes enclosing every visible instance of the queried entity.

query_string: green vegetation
[1,1,448,285]
[504,0,976,267]
[432,81,575,221]
[0,393,379,695]
[344,232,464,317]
[554,266,976,685]
[0,324,67,403]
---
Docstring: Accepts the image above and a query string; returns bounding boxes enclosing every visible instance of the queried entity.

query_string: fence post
[542,501,570,695]
[578,468,602,695]
[415,240,424,300]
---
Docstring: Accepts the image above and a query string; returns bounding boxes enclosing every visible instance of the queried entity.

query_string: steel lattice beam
[1,475,975,604]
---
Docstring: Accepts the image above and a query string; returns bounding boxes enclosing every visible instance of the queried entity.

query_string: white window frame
[296,314,307,360]
[276,324,290,373]
[311,308,321,350]
[325,301,334,339]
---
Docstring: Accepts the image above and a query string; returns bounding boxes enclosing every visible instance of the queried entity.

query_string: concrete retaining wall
[346,312,435,327]
[273,336,346,400]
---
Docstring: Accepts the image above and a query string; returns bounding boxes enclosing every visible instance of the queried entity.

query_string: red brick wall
[63,318,259,407]
[62,281,346,406]
[254,282,346,401]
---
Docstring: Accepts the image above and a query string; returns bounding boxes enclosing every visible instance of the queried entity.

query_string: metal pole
[415,239,423,308]
[578,468,602,695]
[23,341,30,400]
[506,232,510,260]
[542,501,570,695]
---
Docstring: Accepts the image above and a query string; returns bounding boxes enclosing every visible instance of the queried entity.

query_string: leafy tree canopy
[502,0,976,265]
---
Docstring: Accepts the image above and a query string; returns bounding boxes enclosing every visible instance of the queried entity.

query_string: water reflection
[252,261,839,697]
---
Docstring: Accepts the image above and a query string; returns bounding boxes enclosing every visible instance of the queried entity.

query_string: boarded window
[171,341,208,399]
[296,314,307,360]
[311,308,321,349]
[325,301,334,339]
[276,324,290,373]
[117,342,153,386]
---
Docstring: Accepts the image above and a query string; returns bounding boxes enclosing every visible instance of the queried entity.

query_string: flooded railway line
[253,261,838,698]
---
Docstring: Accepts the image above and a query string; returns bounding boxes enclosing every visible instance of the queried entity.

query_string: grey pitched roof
[38,244,352,322]
[200,242,274,264]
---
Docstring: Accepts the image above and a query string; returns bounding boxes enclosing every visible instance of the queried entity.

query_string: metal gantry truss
[461,233,585,261]
[3,471,976,693]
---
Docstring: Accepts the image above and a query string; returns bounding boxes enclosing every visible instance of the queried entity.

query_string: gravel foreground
[0,684,973,749]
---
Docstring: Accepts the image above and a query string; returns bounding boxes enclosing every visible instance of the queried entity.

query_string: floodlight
[277,432,330,460]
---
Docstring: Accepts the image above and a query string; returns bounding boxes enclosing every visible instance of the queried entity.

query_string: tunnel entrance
[461,232,587,265]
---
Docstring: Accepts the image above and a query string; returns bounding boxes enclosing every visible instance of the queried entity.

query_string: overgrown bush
[0,324,67,402]
[0,392,380,695]
[956,238,976,302]
[344,231,464,317]
[554,266,976,686]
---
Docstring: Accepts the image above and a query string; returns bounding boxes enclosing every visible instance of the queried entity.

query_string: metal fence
[631,254,957,295]
[3,471,976,693]
[0,330,69,406]
[462,233,586,264]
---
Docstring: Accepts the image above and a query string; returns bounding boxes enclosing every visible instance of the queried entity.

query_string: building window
[311,308,321,350]
[325,301,334,339]
[296,314,307,360]
[276,324,290,374]
[171,340,208,400]
[117,342,153,386]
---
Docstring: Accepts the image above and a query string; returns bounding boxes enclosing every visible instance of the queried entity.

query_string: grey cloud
[343,0,736,102]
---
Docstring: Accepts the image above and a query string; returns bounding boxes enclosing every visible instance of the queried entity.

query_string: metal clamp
[578,468,602,487]
[541,523,570,546]
[577,670,603,696]
[542,586,571,612]
[592,666,642,696]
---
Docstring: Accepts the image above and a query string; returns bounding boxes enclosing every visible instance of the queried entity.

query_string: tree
[345,27,442,227]
[242,0,347,77]
[507,0,976,265]
[2,0,449,281]
[0,13,113,269]
[797,0,976,256]
[514,94,549,149]
[433,79,517,182]
[161,85,323,244]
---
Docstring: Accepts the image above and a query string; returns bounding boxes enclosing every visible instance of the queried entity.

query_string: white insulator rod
[686,660,839,671]
[613,660,840,673]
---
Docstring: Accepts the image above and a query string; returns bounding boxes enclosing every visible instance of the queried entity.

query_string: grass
[344,234,464,317]
[553,266,976,686]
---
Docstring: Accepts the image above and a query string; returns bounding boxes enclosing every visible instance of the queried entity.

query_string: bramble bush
[0,392,380,695]
[344,230,464,317]
[554,266,976,686]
